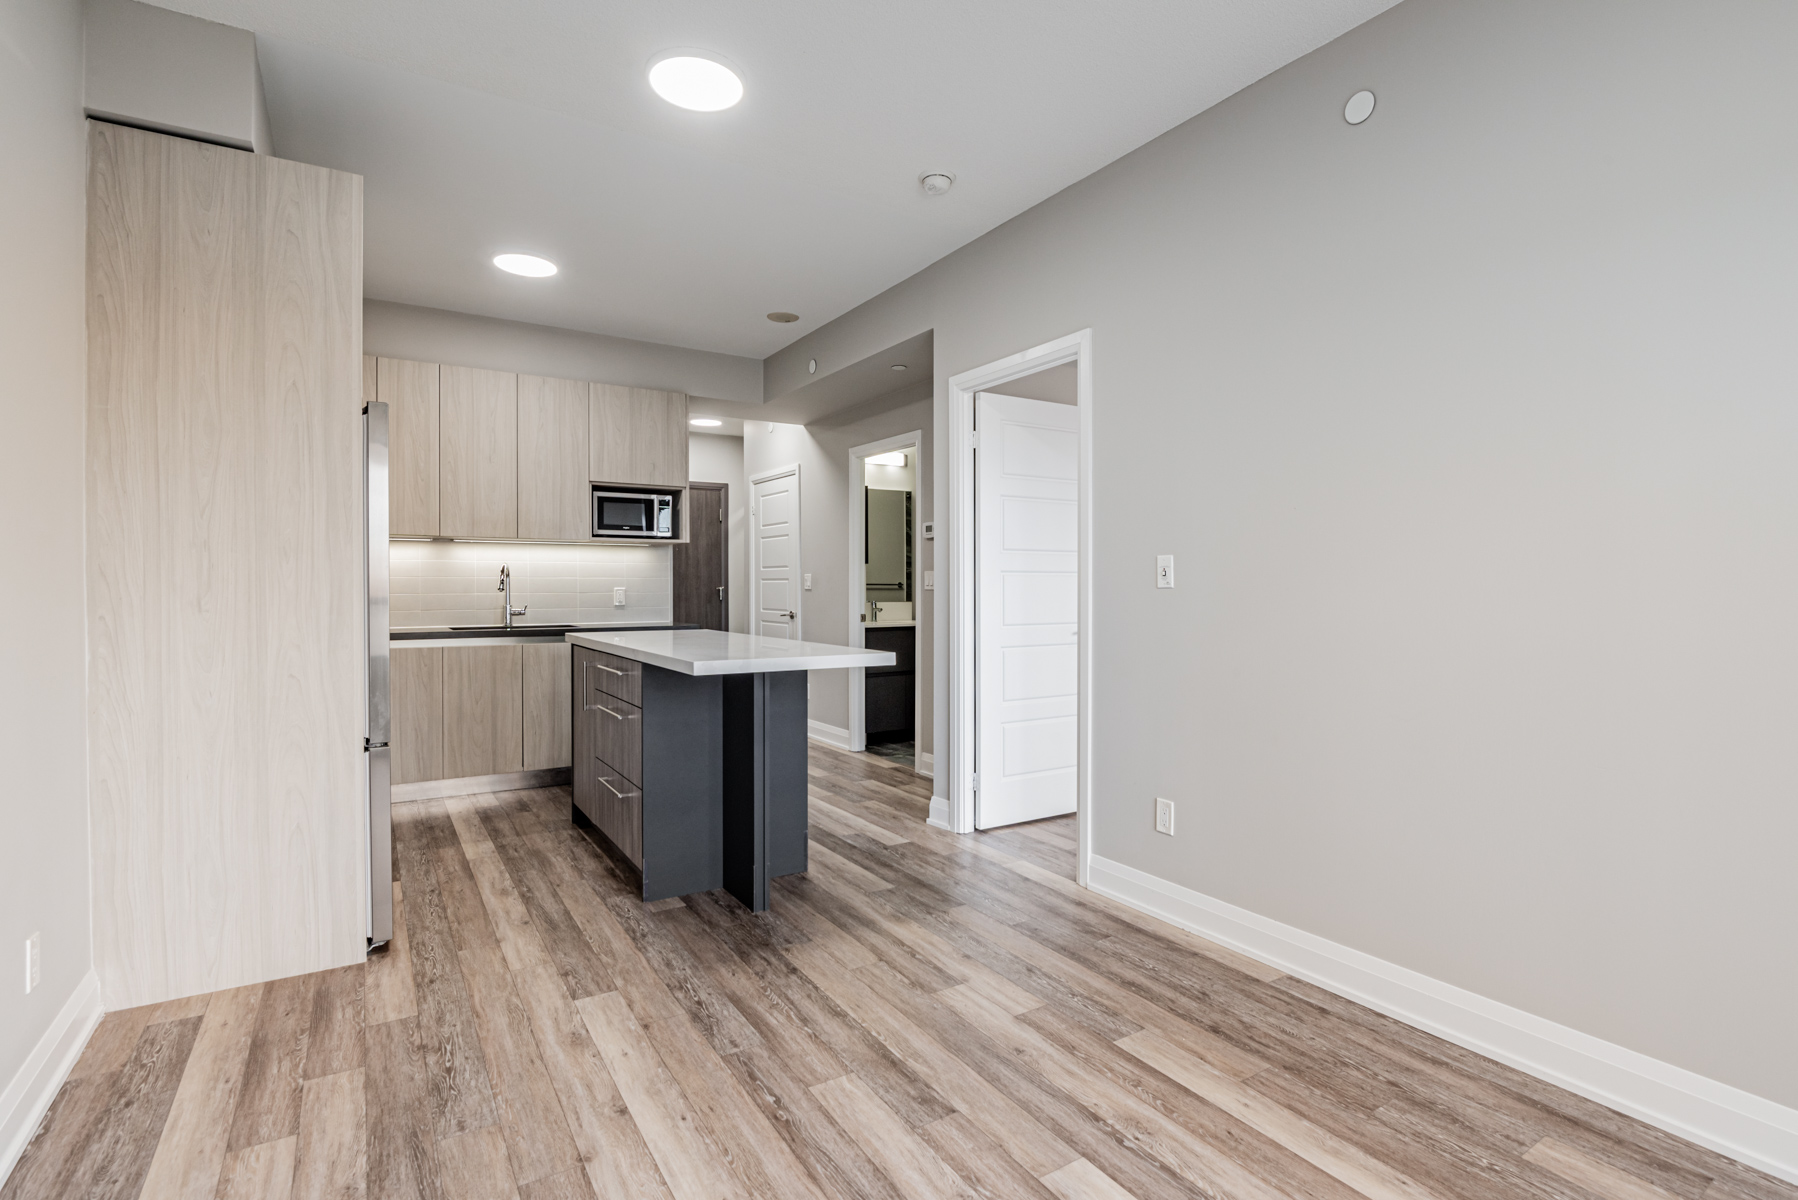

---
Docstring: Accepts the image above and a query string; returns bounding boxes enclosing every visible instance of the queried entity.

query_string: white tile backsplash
[390,541,673,629]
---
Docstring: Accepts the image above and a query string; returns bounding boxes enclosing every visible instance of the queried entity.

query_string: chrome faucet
[498,565,528,630]
[868,600,883,624]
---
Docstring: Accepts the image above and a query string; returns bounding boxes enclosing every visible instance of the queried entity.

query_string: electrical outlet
[1156,555,1175,589]
[1155,798,1175,836]
[923,571,934,590]
[613,587,626,607]
[25,932,40,994]
[803,573,813,590]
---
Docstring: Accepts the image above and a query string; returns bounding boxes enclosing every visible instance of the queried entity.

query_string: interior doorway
[945,331,1093,883]
[847,431,923,768]
[750,465,800,639]
[672,481,728,630]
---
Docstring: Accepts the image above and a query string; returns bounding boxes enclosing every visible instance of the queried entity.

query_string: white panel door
[976,393,1080,828]
[753,471,800,638]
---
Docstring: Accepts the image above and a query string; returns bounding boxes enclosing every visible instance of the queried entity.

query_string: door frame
[944,329,1094,888]
[847,431,923,758]
[748,463,801,639]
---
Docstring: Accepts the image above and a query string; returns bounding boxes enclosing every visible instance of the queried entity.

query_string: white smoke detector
[920,172,955,196]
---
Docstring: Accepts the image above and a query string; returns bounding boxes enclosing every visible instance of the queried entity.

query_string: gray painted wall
[366,299,763,406]
[764,0,1798,1107]
[745,387,934,761]
[1,0,95,1119]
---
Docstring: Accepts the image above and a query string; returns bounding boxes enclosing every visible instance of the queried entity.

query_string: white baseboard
[927,795,952,830]
[0,970,102,1187]
[1086,856,1798,1186]
[807,719,852,751]
[916,751,935,778]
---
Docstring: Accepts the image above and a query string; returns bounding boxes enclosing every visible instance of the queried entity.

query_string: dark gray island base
[568,630,890,912]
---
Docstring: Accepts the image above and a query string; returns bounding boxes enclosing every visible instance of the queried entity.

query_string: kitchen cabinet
[443,644,522,778]
[379,357,441,537]
[518,374,591,541]
[391,648,444,784]
[591,383,688,487]
[522,641,572,770]
[440,365,518,539]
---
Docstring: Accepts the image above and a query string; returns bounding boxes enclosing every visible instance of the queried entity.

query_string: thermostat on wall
[922,521,934,539]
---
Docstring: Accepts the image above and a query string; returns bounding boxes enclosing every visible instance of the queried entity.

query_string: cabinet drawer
[583,650,641,705]
[592,758,643,867]
[588,692,642,786]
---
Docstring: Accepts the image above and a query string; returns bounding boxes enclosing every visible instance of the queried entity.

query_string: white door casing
[975,393,1080,829]
[752,467,800,639]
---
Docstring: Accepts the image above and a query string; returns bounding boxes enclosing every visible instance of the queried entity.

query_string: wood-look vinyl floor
[8,743,1794,1200]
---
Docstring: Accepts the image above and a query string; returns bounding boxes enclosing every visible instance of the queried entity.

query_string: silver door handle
[717,586,725,600]
[597,774,627,799]
[594,663,625,676]
[595,703,634,721]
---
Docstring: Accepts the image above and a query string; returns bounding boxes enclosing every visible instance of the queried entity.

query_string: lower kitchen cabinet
[522,642,572,770]
[443,645,522,779]
[391,648,444,785]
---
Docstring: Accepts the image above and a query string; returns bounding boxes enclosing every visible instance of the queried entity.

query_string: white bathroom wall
[391,540,672,628]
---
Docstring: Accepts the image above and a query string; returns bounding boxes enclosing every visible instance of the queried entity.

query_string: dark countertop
[391,622,701,642]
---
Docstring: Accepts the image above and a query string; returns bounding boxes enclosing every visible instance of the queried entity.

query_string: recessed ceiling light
[767,311,799,323]
[890,364,907,372]
[920,172,955,196]
[493,253,557,277]
[1344,90,1376,124]
[649,55,743,112]
[690,418,722,427]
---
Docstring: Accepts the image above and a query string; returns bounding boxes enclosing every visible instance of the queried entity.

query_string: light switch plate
[922,521,935,540]
[1156,555,1175,589]
[25,932,39,994]
[1155,798,1175,836]
[803,573,812,590]
[613,587,626,607]
[923,571,934,591]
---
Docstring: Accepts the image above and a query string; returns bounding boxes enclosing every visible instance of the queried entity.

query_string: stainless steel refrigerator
[364,400,393,948]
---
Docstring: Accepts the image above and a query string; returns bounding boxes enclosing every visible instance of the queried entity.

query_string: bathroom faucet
[498,565,528,630]
[869,600,883,624]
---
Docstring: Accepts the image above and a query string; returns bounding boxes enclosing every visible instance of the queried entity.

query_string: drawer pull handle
[595,664,626,676]
[597,774,629,799]
[594,703,635,721]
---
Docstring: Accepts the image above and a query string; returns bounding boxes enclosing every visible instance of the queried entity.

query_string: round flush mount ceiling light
[920,172,955,196]
[1344,90,1376,125]
[648,54,743,111]
[493,253,557,277]
[890,364,907,371]
[767,311,799,323]
[808,359,817,374]
[689,417,722,427]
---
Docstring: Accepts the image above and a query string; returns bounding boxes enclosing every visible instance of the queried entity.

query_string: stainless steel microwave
[593,487,678,538]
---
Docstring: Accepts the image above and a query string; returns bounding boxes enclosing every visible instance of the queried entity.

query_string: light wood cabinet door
[443,645,522,778]
[518,374,590,541]
[391,648,444,785]
[440,365,518,539]
[379,357,441,537]
[522,642,572,769]
[362,354,377,411]
[590,384,688,487]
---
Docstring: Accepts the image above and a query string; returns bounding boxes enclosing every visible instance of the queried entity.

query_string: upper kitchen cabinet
[378,357,441,537]
[591,384,688,487]
[519,374,591,541]
[440,365,518,539]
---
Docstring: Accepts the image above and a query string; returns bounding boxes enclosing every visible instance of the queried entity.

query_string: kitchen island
[566,629,894,910]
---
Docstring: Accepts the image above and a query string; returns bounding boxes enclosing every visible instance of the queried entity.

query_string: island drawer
[584,650,642,705]
[590,694,642,785]
[591,758,642,868]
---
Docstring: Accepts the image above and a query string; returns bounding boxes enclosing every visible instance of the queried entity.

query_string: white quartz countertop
[565,629,895,676]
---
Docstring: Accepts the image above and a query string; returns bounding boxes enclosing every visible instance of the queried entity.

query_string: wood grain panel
[378,357,440,537]
[392,647,445,785]
[590,384,687,487]
[518,374,590,541]
[362,353,376,410]
[522,642,573,770]
[85,121,365,1010]
[444,645,523,779]
[673,482,727,629]
[440,364,518,539]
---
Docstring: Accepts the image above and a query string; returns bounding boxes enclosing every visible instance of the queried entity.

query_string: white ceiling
[162,0,1399,358]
